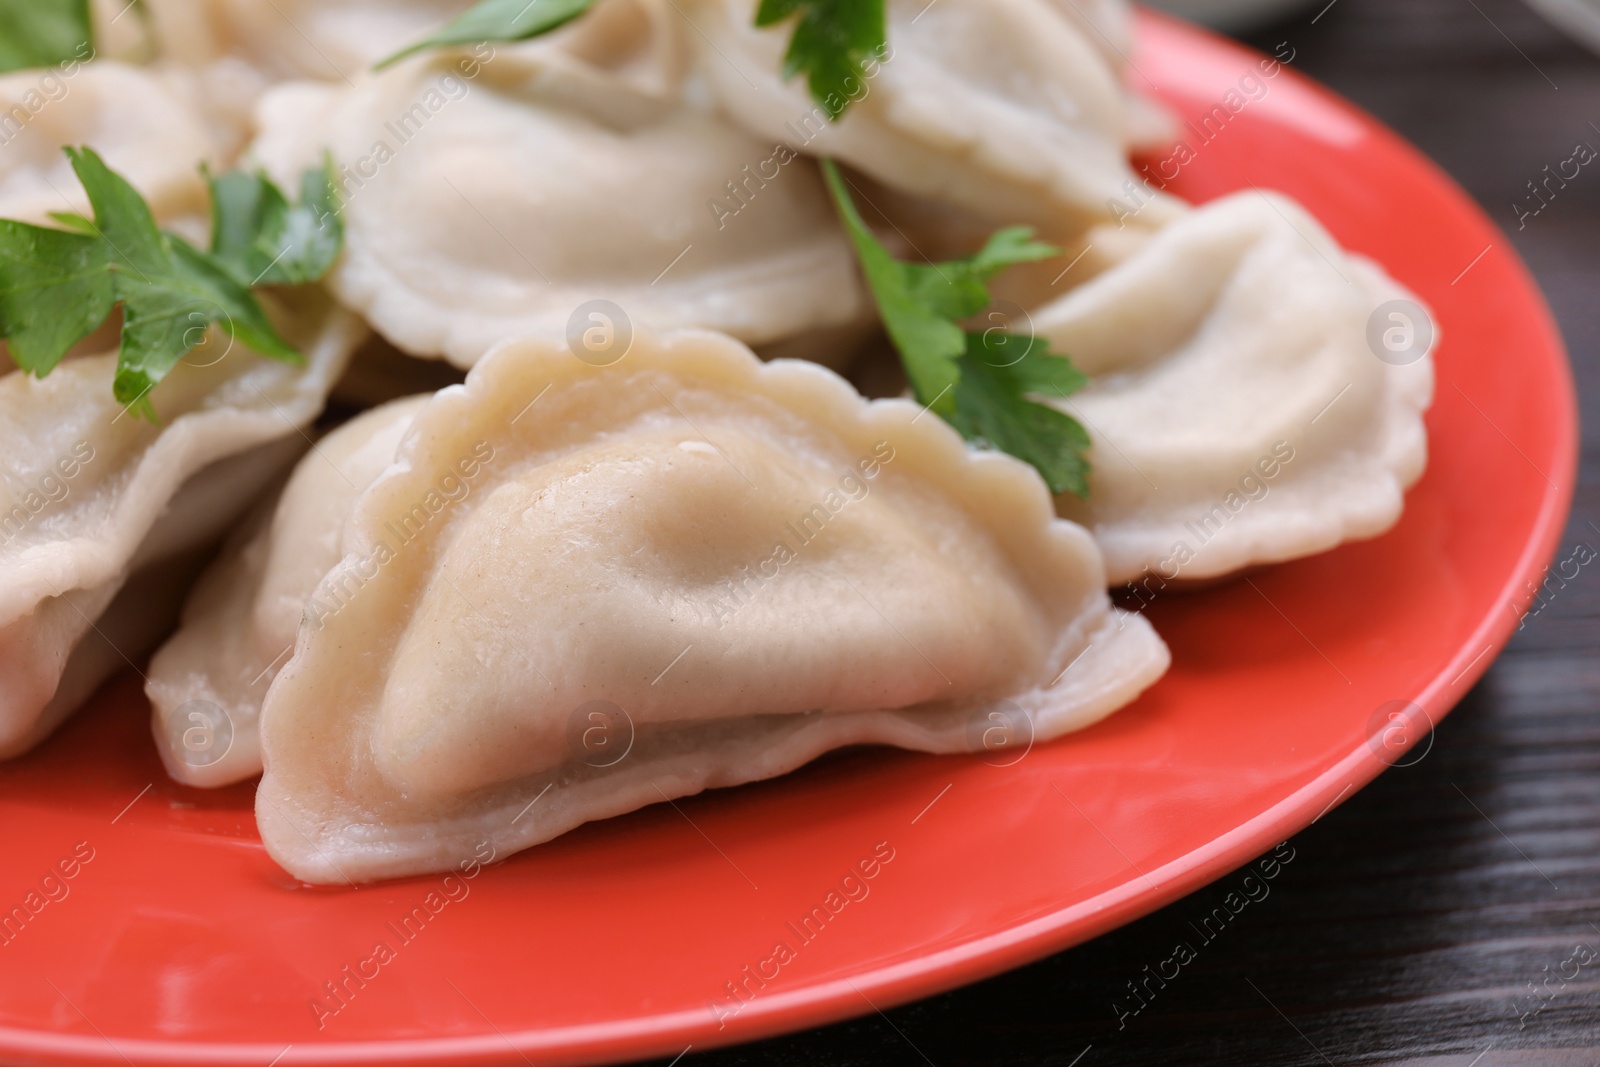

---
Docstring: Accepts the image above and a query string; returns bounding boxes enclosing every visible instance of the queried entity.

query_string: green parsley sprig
[821,159,1092,497]
[0,147,343,419]
[376,0,885,121]
[376,0,596,70]
[755,0,886,120]
[0,0,94,75]
[206,164,343,287]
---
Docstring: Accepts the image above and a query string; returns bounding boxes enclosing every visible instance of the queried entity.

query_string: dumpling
[255,329,1169,883]
[0,294,365,759]
[1037,0,1176,151]
[40,551,217,730]
[247,12,868,368]
[0,61,219,230]
[1032,191,1435,585]
[1043,0,1133,67]
[128,0,477,83]
[680,0,1185,232]
[147,396,427,786]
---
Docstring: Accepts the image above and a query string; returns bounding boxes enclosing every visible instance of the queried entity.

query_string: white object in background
[1522,0,1600,53]
[1145,0,1322,31]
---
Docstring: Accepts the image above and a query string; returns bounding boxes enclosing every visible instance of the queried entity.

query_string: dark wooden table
[637,1,1600,1063]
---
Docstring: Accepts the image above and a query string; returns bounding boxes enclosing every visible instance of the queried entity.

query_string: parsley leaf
[954,333,1092,499]
[375,0,596,70]
[0,148,335,419]
[379,0,887,123]
[755,0,886,120]
[825,160,962,411]
[66,147,301,415]
[0,220,114,375]
[900,225,1057,347]
[112,234,301,412]
[0,0,93,75]
[820,159,1092,496]
[207,161,342,287]
[47,211,100,236]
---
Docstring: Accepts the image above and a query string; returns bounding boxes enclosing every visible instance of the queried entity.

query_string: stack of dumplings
[0,0,1433,884]
[0,293,363,760]
[246,6,872,368]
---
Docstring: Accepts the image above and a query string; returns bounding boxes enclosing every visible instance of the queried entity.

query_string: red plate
[0,11,1576,1067]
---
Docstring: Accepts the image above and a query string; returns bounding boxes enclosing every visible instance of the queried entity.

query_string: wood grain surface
[639,1,1600,1063]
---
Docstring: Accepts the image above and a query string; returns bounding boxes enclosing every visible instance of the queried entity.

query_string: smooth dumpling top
[0,60,219,230]
[146,396,427,788]
[1032,191,1435,584]
[247,1,865,367]
[256,330,1168,883]
[681,0,1184,232]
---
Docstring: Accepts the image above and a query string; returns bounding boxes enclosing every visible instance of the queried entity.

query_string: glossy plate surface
[0,12,1577,1067]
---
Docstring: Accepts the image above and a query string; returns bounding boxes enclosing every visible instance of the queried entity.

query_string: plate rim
[0,9,1579,1067]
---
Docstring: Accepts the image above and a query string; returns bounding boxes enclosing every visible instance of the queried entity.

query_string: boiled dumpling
[0,294,364,759]
[0,61,219,230]
[147,396,426,786]
[247,10,867,368]
[90,0,159,61]
[255,329,1169,883]
[1044,0,1132,68]
[1032,191,1435,584]
[1038,0,1175,150]
[681,0,1185,232]
[128,0,476,83]
[127,0,687,122]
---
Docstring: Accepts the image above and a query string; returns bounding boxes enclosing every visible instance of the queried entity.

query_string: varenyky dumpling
[681,0,1185,232]
[0,294,364,759]
[1033,192,1435,585]
[255,330,1169,883]
[147,396,427,787]
[247,0,867,369]
[0,60,219,231]
[1038,0,1175,151]
[128,0,477,83]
